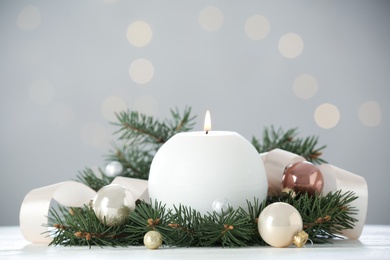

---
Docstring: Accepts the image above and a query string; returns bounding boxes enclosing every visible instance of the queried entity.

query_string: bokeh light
[80,121,108,148]
[358,101,381,127]
[129,58,154,84]
[314,103,340,129]
[126,21,153,47]
[278,33,304,59]
[245,15,270,41]
[17,5,41,30]
[198,6,224,32]
[293,74,318,99]
[101,96,127,122]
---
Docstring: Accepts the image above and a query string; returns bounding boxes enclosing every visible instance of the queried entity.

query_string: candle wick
[206,130,209,134]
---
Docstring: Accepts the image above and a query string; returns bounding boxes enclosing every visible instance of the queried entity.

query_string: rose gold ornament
[282,161,324,196]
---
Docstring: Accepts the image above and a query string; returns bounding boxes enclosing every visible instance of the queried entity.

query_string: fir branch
[47,191,358,248]
[252,126,327,164]
[165,205,202,247]
[246,199,265,245]
[76,168,112,191]
[47,205,137,248]
[168,107,197,134]
[199,208,254,247]
[76,107,196,190]
[127,200,170,233]
[113,111,168,144]
[106,143,155,180]
[113,106,195,145]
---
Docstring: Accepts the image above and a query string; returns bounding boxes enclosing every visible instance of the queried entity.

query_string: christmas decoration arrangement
[19,107,368,249]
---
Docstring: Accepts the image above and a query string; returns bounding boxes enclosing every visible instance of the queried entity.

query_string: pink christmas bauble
[282,161,323,196]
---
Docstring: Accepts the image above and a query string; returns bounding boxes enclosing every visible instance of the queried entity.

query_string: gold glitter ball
[143,230,163,249]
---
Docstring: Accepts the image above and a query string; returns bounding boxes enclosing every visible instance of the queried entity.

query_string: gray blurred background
[1,0,389,226]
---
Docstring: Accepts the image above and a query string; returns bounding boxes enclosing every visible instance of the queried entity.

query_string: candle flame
[204,110,211,133]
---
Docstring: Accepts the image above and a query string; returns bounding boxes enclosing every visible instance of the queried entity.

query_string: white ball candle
[148,113,267,214]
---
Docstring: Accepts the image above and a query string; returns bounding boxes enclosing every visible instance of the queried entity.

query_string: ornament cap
[293,230,309,248]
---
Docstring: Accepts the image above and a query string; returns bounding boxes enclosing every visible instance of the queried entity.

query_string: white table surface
[1,225,389,259]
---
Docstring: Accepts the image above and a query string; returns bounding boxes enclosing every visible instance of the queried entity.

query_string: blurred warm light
[314,103,340,129]
[245,15,270,41]
[358,101,381,127]
[17,5,41,30]
[198,6,224,32]
[293,74,318,99]
[278,33,304,59]
[126,21,153,47]
[129,58,155,84]
[101,96,127,121]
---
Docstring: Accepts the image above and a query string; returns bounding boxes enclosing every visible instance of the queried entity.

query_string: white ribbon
[259,149,305,195]
[318,164,368,239]
[19,177,149,243]
[111,177,149,202]
[260,149,368,239]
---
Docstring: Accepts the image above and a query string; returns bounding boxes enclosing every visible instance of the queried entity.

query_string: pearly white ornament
[212,198,230,215]
[258,202,303,247]
[105,161,123,177]
[93,184,135,226]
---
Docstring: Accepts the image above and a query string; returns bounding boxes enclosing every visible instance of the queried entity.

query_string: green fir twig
[76,107,196,190]
[47,191,358,248]
[76,108,327,190]
[252,126,327,164]
[62,107,346,248]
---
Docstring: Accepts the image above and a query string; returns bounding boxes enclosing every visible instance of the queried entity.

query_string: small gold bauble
[293,230,309,248]
[258,202,303,248]
[143,230,163,249]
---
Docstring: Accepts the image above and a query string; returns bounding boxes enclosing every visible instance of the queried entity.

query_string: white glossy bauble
[105,161,123,177]
[212,198,230,215]
[148,131,268,214]
[93,184,135,226]
[258,202,303,247]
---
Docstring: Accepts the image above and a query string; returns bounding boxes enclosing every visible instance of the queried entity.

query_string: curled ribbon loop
[19,177,149,243]
[19,181,96,243]
[318,164,368,239]
[260,149,368,239]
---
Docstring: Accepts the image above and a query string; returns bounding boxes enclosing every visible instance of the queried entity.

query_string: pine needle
[47,191,358,248]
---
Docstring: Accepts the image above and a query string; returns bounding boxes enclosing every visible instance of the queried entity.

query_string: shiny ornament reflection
[93,184,135,226]
[282,161,324,196]
[105,161,123,177]
[211,198,230,215]
[258,202,303,247]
